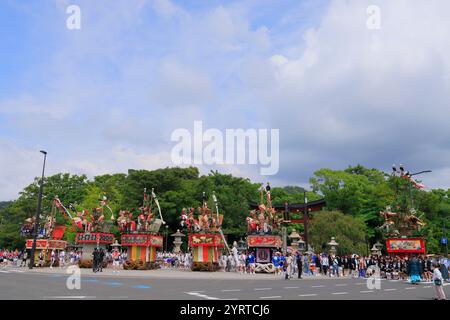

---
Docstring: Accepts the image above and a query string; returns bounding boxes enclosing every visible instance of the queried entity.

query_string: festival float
[180,192,228,271]
[379,164,427,257]
[21,197,68,267]
[71,197,115,267]
[120,188,164,270]
[245,184,283,273]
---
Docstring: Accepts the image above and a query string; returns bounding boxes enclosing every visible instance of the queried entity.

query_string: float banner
[189,234,225,247]
[386,238,425,253]
[247,235,282,248]
[121,234,163,247]
[26,239,67,250]
[75,233,114,244]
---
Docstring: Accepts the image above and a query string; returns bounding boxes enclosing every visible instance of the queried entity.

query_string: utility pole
[303,190,309,252]
[29,150,47,269]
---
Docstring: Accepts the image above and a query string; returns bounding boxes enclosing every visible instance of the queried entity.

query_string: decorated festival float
[245,184,283,273]
[71,197,115,267]
[180,192,227,271]
[378,164,427,258]
[120,188,164,270]
[21,197,68,267]
[246,183,327,273]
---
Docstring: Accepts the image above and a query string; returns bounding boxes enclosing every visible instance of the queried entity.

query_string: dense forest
[0,165,449,255]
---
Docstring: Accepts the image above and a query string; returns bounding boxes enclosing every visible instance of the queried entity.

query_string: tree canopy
[1,165,449,255]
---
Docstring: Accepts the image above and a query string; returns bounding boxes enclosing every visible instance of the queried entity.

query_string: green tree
[309,210,367,255]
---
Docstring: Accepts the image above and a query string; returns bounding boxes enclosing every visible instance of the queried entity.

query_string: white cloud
[2,0,450,200]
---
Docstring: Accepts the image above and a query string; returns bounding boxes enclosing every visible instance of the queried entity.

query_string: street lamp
[165,225,169,252]
[29,150,47,269]
[297,187,309,253]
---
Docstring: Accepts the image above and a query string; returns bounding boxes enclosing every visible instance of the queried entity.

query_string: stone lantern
[371,241,382,256]
[237,238,247,252]
[288,229,301,250]
[297,237,306,252]
[171,229,185,253]
[328,237,339,256]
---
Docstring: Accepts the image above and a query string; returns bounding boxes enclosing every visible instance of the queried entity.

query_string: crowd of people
[156,251,193,270]
[218,250,450,284]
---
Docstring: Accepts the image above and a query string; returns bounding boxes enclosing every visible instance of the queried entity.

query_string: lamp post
[29,150,47,269]
[165,225,169,252]
[298,188,309,253]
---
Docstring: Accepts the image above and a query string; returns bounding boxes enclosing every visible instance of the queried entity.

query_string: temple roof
[249,199,326,212]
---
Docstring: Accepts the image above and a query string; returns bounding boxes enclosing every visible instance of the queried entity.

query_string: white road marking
[360,290,374,293]
[331,292,348,295]
[311,285,324,288]
[254,288,272,291]
[0,270,10,273]
[335,284,347,286]
[405,287,416,290]
[185,292,220,300]
[284,286,299,289]
[259,296,281,299]
[298,294,317,297]
[43,296,95,299]
[221,289,241,292]
[423,286,432,288]
[384,289,396,291]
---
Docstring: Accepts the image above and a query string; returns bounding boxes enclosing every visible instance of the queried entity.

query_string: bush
[123,259,159,270]
[191,262,220,272]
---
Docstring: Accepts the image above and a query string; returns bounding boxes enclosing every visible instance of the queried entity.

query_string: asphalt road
[1,267,449,300]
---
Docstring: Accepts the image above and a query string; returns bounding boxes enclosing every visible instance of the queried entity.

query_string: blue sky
[1,0,450,200]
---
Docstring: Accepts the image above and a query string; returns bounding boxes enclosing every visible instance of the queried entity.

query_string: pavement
[1,265,449,300]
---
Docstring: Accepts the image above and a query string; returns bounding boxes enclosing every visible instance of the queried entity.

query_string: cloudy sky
[1,0,450,200]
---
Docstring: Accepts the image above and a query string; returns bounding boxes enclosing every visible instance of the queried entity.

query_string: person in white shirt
[50,249,56,269]
[433,263,446,300]
[59,250,65,268]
